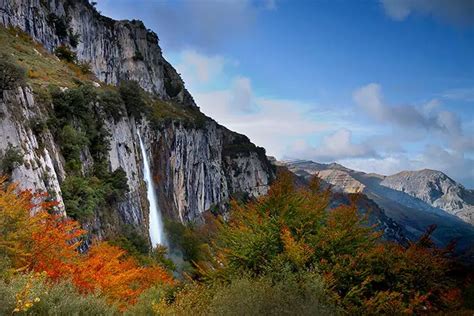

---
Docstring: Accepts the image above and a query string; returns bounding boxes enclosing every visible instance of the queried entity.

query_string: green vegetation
[61,169,129,221]
[119,80,147,117]
[0,26,95,88]
[99,88,127,121]
[163,78,183,98]
[54,45,77,63]
[110,225,175,270]
[165,220,204,264]
[59,124,89,172]
[134,172,468,315]
[0,273,119,315]
[47,13,70,40]
[61,175,105,220]
[0,144,23,175]
[0,56,26,92]
[133,51,144,61]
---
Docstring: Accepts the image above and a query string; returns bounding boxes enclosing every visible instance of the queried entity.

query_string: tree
[0,179,173,310]
[204,171,461,314]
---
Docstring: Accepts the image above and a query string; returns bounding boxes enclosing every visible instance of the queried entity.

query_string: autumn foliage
[1,173,472,314]
[0,178,173,309]
[199,171,465,314]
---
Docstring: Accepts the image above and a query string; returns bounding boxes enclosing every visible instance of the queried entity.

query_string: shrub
[165,220,203,263]
[59,124,89,172]
[99,89,126,121]
[0,273,119,315]
[0,181,174,310]
[153,274,338,316]
[69,31,80,48]
[29,117,48,136]
[77,61,92,74]
[105,167,129,202]
[0,144,23,175]
[54,45,77,63]
[0,57,26,92]
[61,175,104,220]
[119,80,147,117]
[163,78,182,98]
[133,51,144,61]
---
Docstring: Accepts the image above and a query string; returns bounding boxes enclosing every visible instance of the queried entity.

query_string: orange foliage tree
[0,178,173,309]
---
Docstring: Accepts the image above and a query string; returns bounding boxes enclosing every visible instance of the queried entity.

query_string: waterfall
[137,132,166,247]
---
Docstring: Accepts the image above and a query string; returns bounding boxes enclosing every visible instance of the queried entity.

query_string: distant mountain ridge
[381,169,474,225]
[281,160,474,256]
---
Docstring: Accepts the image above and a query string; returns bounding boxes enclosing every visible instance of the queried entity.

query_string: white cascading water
[137,132,166,247]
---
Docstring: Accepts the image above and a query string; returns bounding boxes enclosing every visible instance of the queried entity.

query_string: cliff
[0,0,275,242]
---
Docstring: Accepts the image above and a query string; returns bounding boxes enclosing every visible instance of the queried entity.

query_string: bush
[99,89,126,121]
[59,124,89,172]
[0,57,26,92]
[61,176,104,220]
[133,51,144,61]
[47,13,70,40]
[0,144,23,175]
[165,220,203,263]
[77,61,92,74]
[119,80,147,117]
[54,45,77,63]
[164,78,182,98]
[105,168,129,202]
[69,31,80,48]
[153,274,338,315]
[29,117,48,137]
[0,273,119,315]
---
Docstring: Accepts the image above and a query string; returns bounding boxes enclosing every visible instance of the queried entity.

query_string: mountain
[0,0,274,241]
[381,169,474,225]
[282,160,474,255]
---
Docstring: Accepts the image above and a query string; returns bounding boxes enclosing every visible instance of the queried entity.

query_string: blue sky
[96,0,474,187]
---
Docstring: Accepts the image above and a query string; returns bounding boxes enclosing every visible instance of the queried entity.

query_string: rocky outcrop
[381,170,474,225]
[0,0,275,242]
[0,0,195,105]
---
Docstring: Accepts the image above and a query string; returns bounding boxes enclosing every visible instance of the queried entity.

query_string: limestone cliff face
[0,0,275,240]
[0,0,194,105]
[0,86,65,211]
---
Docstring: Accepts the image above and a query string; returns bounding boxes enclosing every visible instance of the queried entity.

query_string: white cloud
[287,129,378,162]
[231,76,254,112]
[175,50,227,85]
[194,83,328,157]
[380,0,474,25]
[353,83,464,136]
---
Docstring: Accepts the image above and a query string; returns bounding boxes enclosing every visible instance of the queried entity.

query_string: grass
[0,25,209,129]
[0,26,96,89]
[150,99,207,128]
